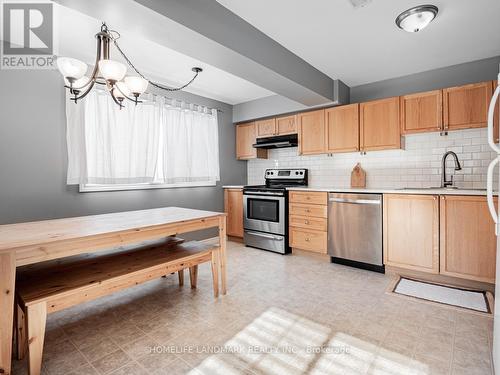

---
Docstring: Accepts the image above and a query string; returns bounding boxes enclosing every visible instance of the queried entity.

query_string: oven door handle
[243,192,284,197]
[245,231,284,241]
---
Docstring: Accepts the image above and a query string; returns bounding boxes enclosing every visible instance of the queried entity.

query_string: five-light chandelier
[57,23,202,108]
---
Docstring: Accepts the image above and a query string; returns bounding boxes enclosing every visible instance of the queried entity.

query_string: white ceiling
[53,4,274,105]
[217,0,500,87]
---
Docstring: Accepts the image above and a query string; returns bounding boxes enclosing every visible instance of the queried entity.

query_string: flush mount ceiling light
[395,5,438,33]
[57,23,203,109]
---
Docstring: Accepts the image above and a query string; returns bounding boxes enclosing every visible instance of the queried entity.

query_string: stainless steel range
[243,168,308,254]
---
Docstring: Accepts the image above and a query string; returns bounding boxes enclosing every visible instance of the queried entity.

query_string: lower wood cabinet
[224,188,244,238]
[383,194,439,274]
[383,194,496,284]
[289,227,327,253]
[289,191,328,254]
[440,195,497,283]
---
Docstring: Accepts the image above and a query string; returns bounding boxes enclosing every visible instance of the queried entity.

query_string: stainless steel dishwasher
[328,193,384,273]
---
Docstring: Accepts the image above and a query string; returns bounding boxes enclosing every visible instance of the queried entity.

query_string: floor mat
[393,277,490,313]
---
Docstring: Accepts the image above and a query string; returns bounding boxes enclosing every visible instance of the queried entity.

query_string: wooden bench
[15,238,220,375]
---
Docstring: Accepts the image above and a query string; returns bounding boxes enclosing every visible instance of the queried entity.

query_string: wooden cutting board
[351,163,366,188]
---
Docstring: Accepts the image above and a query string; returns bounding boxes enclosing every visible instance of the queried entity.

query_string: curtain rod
[92,85,224,113]
[145,91,225,113]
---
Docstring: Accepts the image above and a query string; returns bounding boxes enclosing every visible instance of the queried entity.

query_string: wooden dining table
[0,207,227,375]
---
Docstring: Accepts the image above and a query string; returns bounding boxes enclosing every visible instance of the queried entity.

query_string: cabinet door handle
[305,220,310,224]
[305,238,310,242]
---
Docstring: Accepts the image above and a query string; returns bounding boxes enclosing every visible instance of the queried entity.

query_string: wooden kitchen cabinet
[400,90,443,134]
[298,109,326,155]
[289,227,327,253]
[493,80,499,144]
[325,104,359,153]
[360,97,401,151]
[276,115,298,135]
[236,122,267,160]
[443,81,493,131]
[224,188,244,238]
[440,195,497,283]
[383,194,439,274]
[289,191,328,205]
[256,118,276,138]
[289,191,328,254]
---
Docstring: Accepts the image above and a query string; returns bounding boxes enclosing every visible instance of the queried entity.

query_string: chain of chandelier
[57,23,203,109]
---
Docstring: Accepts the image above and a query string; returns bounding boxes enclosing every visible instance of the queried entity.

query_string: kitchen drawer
[289,227,327,253]
[289,203,328,218]
[289,215,327,231]
[289,191,327,205]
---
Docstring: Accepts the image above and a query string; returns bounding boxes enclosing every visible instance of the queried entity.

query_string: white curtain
[161,104,220,184]
[66,90,220,186]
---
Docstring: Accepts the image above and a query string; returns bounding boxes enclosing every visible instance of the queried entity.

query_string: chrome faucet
[441,151,462,188]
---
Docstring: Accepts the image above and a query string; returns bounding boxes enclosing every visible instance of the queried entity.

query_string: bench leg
[189,266,198,289]
[211,250,219,298]
[16,303,27,360]
[26,303,47,375]
[177,270,184,286]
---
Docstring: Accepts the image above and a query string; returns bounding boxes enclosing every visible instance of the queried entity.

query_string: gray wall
[0,69,245,225]
[233,56,500,123]
[350,56,500,103]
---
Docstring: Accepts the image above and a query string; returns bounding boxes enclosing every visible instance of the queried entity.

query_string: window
[66,90,220,191]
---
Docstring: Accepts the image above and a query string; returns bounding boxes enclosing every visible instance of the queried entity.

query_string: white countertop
[223,185,491,195]
[287,186,489,196]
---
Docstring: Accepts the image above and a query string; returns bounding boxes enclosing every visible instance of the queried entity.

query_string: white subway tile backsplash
[247,128,496,189]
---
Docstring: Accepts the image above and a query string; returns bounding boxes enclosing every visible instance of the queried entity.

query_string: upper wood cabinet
[224,188,244,238]
[276,115,298,135]
[443,81,493,131]
[256,118,276,138]
[325,104,359,153]
[236,122,267,160]
[360,97,401,151]
[256,116,298,138]
[298,109,326,155]
[400,90,442,134]
[440,195,497,283]
[493,80,499,144]
[383,194,439,274]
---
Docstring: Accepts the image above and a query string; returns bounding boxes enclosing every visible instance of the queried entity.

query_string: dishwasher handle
[329,197,381,205]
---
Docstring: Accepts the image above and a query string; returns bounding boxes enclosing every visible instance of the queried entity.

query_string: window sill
[79,181,217,192]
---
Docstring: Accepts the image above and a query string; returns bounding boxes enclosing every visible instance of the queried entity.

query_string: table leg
[0,253,15,375]
[219,216,227,295]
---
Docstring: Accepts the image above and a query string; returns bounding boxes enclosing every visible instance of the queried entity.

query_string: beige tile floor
[12,241,494,375]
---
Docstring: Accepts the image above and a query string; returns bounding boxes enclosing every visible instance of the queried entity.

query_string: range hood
[253,134,298,149]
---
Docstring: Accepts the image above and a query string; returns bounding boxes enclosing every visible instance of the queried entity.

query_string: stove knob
[300,171,304,175]
[295,171,299,175]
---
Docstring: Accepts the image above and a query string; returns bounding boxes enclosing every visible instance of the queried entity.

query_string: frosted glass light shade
[64,76,89,88]
[98,59,127,81]
[396,5,438,33]
[114,81,131,99]
[57,57,87,80]
[124,76,148,95]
